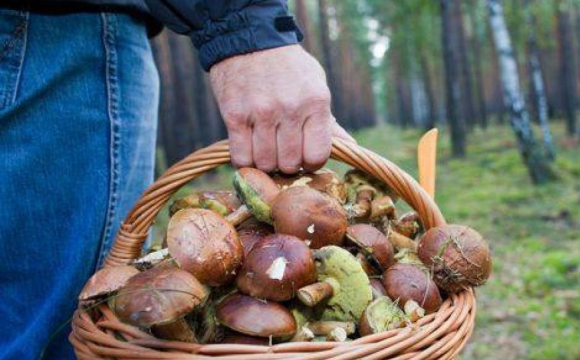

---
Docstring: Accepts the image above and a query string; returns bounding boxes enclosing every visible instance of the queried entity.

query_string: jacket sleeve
[144,0,303,71]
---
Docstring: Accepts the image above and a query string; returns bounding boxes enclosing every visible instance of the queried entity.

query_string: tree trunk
[487,0,555,184]
[525,0,555,160]
[557,1,579,137]
[469,0,488,128]
[453,0,477,130]
[295,0,314,54]
[440,0,466,157]
[420,50,437,130]
[318,0,343,124]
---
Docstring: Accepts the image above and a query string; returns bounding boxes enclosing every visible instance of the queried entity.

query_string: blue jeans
[0,9,159,360]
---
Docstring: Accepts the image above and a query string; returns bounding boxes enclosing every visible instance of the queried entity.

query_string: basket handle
[104,138,446,267]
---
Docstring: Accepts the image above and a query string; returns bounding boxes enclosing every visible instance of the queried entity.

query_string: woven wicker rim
[70,138,476,359]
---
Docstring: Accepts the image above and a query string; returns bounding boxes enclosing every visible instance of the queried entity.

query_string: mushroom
[132,248,171,271]
[296,246,372,322]
[216,293,296,339]
[231,168,281,225]
[271,186,348,249]
[272,168,347,203]
[392,211,421,239]
[169,190,242,218]
[358,296,405,336]
[199,190,242,216]
[394,248,426,269]
[346,224,395,271]
[418,224,492,293]
[382,263,442,314]
[344,169,398,220]
[355,253,381,276]
[236,222,274,258]
[369,195,397,222]
[112,267,208,330]
[236,234,317,301]
[78,265,140,303]
[151,316,198,343]
[386,226,418,251]
[169,193,202,217]
[167,208,243,286]
[370,279,387,300]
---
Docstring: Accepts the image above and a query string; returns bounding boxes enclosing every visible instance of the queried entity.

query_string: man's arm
[144,0,354,173]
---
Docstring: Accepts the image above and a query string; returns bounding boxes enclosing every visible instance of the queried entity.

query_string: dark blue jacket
[5,0,302,71]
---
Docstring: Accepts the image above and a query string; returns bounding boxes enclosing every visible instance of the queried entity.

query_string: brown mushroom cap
[167,208,243,286]
[236,234,317,301]
[346,224,395,271]
[113,267,208,328]
[383,263,442,314]
[237,222,274,258]
[221,332,270,346]
[272,169,347,203]
[418,224,492,293]
[271,186,348,249]
[216,293,297,338]
[79,265,140,302]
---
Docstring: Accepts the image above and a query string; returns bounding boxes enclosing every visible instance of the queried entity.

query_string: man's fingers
[302,115,332,172]
[277,120,303,174]
[252,119,278,173]
[331,120,357,144]
[227,122,253,168]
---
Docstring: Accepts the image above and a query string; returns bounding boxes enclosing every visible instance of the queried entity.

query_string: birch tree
[487,0,554,184]
[524,0,555,160]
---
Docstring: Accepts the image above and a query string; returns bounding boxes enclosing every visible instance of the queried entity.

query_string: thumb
[330,119,357,145]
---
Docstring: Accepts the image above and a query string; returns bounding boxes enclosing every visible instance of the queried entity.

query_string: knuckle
[251,101,277,121]
[222,107,247,127]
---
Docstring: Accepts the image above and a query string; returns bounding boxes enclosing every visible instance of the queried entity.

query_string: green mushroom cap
[312,246,372,322]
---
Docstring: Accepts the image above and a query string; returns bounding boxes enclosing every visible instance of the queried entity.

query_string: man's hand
[210,45,355,174]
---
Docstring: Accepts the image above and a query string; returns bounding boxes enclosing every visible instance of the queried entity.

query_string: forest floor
[153,121,580,360]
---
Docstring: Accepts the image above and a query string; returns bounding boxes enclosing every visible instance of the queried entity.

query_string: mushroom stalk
[308,321,355,336]
[225,205,252,226]
[297,278,338,307]
[387,230,417,251]
[349,185,376,219]
[290,326,315,342]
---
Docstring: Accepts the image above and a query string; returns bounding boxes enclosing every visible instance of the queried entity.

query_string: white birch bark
[487,0,553,183]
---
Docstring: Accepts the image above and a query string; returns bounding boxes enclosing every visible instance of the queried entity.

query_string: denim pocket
[0,8,28,110]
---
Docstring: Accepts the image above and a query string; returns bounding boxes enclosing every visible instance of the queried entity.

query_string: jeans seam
[0,11,28,109]
[96,12,121,270]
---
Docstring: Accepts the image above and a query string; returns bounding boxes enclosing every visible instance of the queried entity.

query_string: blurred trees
[150,0,580,183]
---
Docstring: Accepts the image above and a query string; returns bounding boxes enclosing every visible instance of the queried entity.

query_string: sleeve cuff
[190,1,303,71]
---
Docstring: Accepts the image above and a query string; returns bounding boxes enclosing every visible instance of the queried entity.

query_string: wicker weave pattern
[70,138,476,359]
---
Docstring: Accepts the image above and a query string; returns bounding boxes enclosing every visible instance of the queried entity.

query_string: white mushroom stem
[297,278,340,307]
[404,300,425,322]
[225,205,252,226]
[308,321,355,336]
[290,326,315,342]
[327,327,348,342]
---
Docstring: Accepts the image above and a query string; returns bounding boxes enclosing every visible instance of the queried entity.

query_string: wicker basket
[70,138,476,360]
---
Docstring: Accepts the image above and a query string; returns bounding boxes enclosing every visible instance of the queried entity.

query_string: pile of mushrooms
[79,167,492,345]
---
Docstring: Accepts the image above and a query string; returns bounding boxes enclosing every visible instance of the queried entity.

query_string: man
[0,0,353,359]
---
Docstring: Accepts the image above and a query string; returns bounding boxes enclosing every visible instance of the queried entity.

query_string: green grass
[153,122,580,359]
